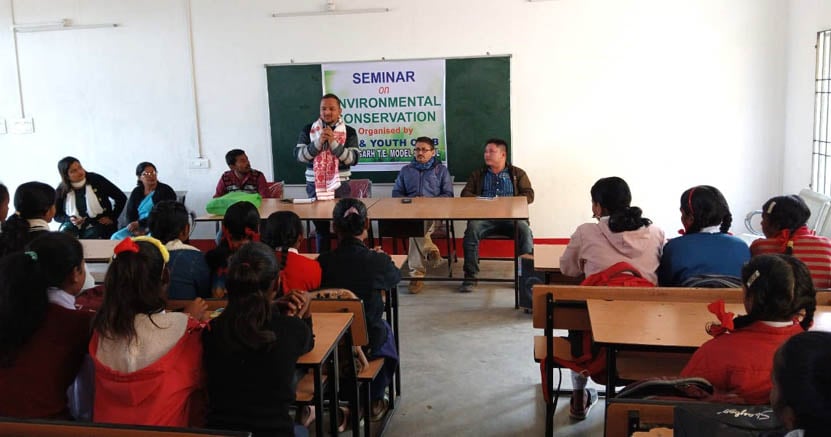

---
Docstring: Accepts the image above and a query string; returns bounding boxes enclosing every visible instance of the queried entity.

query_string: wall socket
[189,158,210,169]
[10,117,34,134]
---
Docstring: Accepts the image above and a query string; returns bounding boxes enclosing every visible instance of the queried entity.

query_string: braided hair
[679,185,733,234]
[590,176,652,232]
[761,195,811,254]
[733,254,816,331]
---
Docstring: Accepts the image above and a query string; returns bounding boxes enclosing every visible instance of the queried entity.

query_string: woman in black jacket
[55,156,126,239]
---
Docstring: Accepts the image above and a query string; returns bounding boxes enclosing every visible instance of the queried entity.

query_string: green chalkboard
[266,56,511,185]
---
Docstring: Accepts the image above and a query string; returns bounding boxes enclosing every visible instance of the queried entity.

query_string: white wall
[784,0,831,195]
[0,0,791,238]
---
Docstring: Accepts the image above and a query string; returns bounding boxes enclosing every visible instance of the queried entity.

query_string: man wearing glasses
[391,136,454,293]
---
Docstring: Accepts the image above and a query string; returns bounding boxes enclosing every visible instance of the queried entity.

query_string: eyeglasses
[414,147,434,153]
[141,171,157,176]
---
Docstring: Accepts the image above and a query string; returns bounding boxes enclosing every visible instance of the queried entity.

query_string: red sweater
[680,321,804,404]
[750,226,831,289]
[0,304,92,419]
[277,250,322,294]
[90,316,205,427]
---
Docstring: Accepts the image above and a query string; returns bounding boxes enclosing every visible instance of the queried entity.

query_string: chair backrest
[263,181,284,199]
[349,179,372,198]
[309,296,369,347]
[799,188,831,232]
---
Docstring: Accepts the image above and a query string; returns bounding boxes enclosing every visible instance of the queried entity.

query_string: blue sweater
[392,160,453,198]
[658,232,750,286]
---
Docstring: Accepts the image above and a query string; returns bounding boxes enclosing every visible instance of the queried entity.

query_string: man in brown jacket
[459,138,534,292]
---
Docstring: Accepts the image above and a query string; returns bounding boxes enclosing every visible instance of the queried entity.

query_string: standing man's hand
[321,127,336,149]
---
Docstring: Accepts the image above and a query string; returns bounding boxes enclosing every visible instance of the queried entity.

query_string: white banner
[322,59,446,172]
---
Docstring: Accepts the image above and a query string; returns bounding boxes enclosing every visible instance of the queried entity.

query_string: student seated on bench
[558,176,664,420]
[681,254,816,405]
[750,195,831,289]
[0,235,92,419]
[90,237,208,427]
[203,242,314,437]
[459,138,534,293]
[772,331,831,436]
[658,185,749,287]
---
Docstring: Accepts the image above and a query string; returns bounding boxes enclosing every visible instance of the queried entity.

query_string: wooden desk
[588,299,831,397]
[298,312,356,437]
[368,196,528,220]
[81,240,118,262]
[195,198,382,222]
[369,196,529,307]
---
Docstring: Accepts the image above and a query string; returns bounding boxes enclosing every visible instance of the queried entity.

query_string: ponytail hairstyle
[679,185,733,234]
[772,331,831,437]
[590,176,652,233]
[0,250,48,367]
[733,254,816,331]
[262,211,304,273]
[221,201,260,250]
[0,182,57,257]
[761,195,811,254]
[217,242,279,351]
[94,237,170,344]
[332,198,368,238]
[148,200,190,244]
[26,232,84,289]
[135,162,156,187]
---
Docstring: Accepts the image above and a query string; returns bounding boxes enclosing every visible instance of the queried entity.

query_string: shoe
[337,406,351,432]
[370,398,389,422]
[569,388,598,420]
[297,405,315,428]
[408,279,424,294]
[425,247,443,268]
[458,278,476,293]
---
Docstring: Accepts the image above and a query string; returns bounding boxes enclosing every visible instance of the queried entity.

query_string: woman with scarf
[295,94,360,252]
[55,157,126,239]
[750,195,831,289]
[111,162,177,241]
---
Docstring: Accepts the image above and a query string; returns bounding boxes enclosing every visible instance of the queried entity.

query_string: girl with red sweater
[262,211,321,294]
[750,195,831,288]
[680,254,816,404]
[90,236,208,427]
[0,233,92,419]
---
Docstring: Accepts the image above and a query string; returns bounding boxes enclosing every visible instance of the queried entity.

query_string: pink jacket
[560,217,665,284]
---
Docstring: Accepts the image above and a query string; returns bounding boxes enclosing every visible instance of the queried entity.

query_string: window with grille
[812,30,831,195]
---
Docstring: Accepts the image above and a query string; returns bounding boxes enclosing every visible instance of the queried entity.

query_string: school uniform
[166,239,211,299]
[0,304,92,419]
[658,227,750,286]
[276,248,322,293]
[203,310,314,436]
[560,216,665,284]
[680,320,804,404]
[750,226,831,289]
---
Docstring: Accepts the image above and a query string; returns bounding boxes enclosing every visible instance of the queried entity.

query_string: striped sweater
[750,226,831,289]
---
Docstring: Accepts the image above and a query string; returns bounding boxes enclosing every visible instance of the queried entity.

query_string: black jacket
[55,172,127,223]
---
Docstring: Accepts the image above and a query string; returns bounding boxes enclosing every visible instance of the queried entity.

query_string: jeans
[59,220,115,239]
[305,181,351,253]
[462,219,533,277]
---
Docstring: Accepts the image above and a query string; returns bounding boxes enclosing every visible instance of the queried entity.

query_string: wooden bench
[0,417,250,436]
[531,285,747,437]
[605,398,694,437]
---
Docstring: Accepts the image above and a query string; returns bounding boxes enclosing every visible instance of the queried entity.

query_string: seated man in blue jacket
[391,136,454,293]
